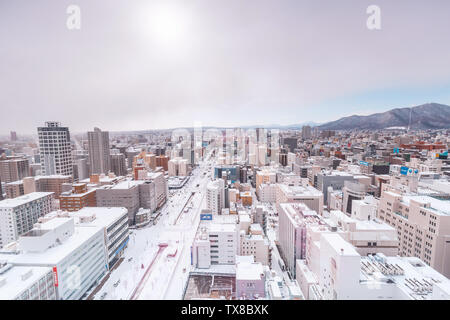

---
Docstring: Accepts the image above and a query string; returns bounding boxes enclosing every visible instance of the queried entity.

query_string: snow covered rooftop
[69,207,128,228]
[236,261,264,281]
[0,264,52,300]
[0,192,53,208]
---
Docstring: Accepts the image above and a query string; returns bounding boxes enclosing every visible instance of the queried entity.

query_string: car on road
[128,257,133,262]
[113,280,121,287]
[100,292,107,300]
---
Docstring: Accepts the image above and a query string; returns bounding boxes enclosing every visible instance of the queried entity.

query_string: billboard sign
[200,213,212,221]
[400,166,409,175]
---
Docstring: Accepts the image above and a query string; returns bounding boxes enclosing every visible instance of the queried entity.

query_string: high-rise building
[206,179,225,215]
[277,202,320,276]
[282,137,298,153]
[38,122,73,176]
[10,131,17,141]
[0,177,3,200]
[0,156,30,183]
[73,158,89,181]
[110,153,127,176]
[302,125,312,140]
[88,127,110,175]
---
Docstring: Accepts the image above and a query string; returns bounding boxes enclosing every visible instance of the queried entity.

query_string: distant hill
[318,103,450,131]
[239,122,320,130]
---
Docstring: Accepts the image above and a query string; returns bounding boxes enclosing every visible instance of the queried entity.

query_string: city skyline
[2,0,450,306]
[1,0,450,134]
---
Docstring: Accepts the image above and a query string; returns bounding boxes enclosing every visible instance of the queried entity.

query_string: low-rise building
[276,184,324,215]
[69,207,129,269]
[59,183,97,212]
[0,217,107,300]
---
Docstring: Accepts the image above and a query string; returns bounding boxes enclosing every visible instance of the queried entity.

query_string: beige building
[88,127,111,175]
[378,187,450,278]
[239,223,270,266]
[255,169,277,191]
[4,175,71,199]
[168,157,189,176]
[0,156,29,183]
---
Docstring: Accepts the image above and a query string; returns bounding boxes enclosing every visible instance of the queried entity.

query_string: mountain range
[317,103,450,131]
[106,103,450,135]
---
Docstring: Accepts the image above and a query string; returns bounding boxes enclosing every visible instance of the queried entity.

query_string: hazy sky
[1,0,450,134]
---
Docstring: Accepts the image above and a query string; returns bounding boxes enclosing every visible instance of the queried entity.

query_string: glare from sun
[136,2,192,50]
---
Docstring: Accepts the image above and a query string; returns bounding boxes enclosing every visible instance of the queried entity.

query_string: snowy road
[92,154,214,300]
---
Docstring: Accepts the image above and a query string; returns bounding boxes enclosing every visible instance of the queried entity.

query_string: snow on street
[92,155,214,300]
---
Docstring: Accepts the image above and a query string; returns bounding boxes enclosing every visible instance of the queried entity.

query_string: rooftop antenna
[407,107,412,132]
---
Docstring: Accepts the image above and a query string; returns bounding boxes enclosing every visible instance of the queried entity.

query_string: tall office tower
[0,156,30,183]
[10,131,17,141]
[0,177,3,200]
[302,125,312,140]
[38,121,73,176]
[281,137,298,153]
[255,127,269,146]
[88,127,111,174]
[110,153,127,176]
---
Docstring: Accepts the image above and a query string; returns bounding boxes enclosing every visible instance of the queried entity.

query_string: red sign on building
[53,266,59,287]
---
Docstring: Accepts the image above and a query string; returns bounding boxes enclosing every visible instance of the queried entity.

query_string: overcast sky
[1,0,450,134]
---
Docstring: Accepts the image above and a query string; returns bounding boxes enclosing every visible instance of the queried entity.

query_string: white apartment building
[297,233,450,300]
[0,217,108,300]
[378,188,450,278]
[328,210,399,256]
[38,122,73,176]
[287,152,296,168]
[0,192,54,248]
[277,202,321,277]
[0,263,56,300]
[257,183,277,203]
[191,215,238,269]
[206,179,225,215]
[278,201,400,279]
[258,145,267,166]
